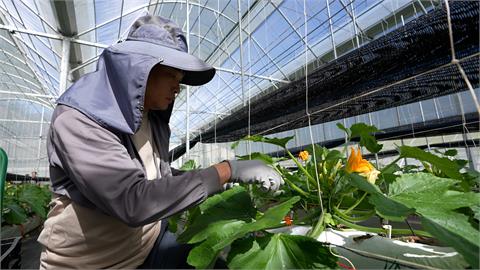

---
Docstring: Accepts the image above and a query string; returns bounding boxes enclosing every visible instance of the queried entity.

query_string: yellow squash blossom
[346,147,380,184]
[298,150,309,161]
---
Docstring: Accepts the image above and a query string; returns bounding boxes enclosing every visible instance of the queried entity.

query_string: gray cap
[112,15,215,86]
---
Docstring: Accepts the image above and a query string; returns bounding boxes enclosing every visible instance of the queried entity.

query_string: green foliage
[231,135,294,150]
[350,172,479,267]
[399,146,462,180]
[2,183,51,225]
[179,186,310,268]
[180,160,200,171]
[181,122,480,269]
[338,123,383,153]
[236,152,286,165]
[227,233,337,269]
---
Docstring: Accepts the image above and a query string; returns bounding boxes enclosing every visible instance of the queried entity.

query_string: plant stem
[286,150,317,187]
[333,215,432,238]
[282,176,310,197]
[343,192,368,214]
[333,207,375,222]
[308,211,325,238]
[296,207,322,224]
[381,157,401,173]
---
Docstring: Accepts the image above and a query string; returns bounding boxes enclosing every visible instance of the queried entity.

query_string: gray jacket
[47,42,221,227]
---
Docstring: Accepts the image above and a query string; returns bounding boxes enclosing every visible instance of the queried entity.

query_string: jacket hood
[57,46,173,135]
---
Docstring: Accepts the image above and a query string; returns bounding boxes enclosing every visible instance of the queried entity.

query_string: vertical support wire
[215,0,219,162]
[443,0,480,120]
[186,0,190,159]
[237,0,246,106]
[303,0,323,220]
[247,0,252,159]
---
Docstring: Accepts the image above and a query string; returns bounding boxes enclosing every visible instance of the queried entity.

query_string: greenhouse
[0,0,479,269]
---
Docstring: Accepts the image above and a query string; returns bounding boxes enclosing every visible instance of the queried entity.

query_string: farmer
[38,15,283,269]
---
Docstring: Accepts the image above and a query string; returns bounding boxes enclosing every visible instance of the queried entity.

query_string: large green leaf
[248,196,301,231]
[18,185,49,218]
[187,220,248,269]
[178,186,255,243]
[227,234,338,269]
[183,195,301,268]
[399,146,462,180]
[422,216,479,269]
[236,152,286,165]
[232,135,294,149]
[349,174,413,221]
[350,123,383,153]
[3,202,27,224]
[352,172,479,268]
[336,123,351,138]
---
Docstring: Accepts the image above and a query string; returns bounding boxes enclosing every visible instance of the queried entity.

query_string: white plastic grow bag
[267,226,468,269]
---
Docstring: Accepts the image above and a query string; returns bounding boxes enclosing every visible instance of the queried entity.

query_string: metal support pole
[237,0,246,105]
[59,38,71,95]
[326,0,337,59]
[186,0,190,159]
[396,106,407,166]
[36,106,44,171]
[349,0,360,48]
[418,101,431,151]
[456,93,475,170]
[368,112,380,166]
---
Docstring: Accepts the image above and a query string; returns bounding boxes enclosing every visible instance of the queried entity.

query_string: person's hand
[226,160,284,192]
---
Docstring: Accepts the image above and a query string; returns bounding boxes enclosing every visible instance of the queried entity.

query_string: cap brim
[110,40,216,86]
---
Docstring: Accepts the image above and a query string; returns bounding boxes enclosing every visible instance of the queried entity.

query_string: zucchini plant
[174,123,479,269]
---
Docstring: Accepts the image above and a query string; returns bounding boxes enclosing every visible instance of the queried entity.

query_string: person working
[38,15,283,269]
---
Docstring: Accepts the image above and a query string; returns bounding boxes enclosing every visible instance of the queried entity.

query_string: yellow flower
[298,150,309,161]
[346,147,379,184]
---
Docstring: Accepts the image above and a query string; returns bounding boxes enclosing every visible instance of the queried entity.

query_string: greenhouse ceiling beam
[174,109,229,116]
[0,5,62,60]
[0,59,41,80]
[215,67,289,84]
[187,32,269,92]
[200,1,287,90]
[0,90,55,99]
[0,97,53,109]
[75,1,237,38]
[337,0,374,41]
[71,2,288,86]
[0,24,107,49]
[0,61,53,109]
[0,93,53,108]
[69,55,99,74]
[269,1,318,60]
[0,50,52,90]
[0,16,56,108]
[1,81,43,95]
[0,69,42,92]
[0,119,50,124]
[0,33,59,71]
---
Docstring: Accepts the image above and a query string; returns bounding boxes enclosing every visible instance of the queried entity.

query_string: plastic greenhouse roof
[0,0,430,167]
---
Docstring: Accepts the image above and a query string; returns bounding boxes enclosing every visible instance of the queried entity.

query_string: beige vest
[38,115,162,269]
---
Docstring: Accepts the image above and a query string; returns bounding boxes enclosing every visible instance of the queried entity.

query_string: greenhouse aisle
[19,228,41,269]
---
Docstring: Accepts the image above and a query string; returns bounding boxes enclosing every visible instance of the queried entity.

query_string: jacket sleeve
[51,109,222,227]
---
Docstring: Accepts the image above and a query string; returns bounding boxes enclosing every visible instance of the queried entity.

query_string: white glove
[226,160,284,192]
